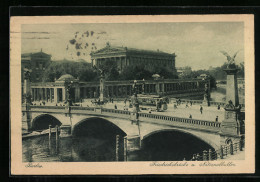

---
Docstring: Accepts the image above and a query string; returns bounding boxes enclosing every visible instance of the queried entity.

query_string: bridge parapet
[173,99,245,109]
[26,105,221,134]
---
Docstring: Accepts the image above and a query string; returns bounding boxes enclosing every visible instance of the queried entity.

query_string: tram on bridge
[134,94,168,112]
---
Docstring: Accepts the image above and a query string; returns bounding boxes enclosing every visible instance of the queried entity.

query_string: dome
[57,74,75,82]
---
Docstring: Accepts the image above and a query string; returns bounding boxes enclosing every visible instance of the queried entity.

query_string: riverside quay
[27,74,208,103]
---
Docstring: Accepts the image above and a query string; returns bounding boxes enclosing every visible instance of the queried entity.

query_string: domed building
[56,74,78,83]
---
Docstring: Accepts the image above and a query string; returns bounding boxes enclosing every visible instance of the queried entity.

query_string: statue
[24,68,32,80]
[225,100,241,110]
[220,50,240,69]
[98,68,105,77]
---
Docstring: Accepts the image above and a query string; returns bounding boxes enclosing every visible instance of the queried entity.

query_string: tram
[132,94,169,111]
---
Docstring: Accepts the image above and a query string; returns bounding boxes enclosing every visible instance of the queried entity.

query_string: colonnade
[30,80,206,102]
[31,87,66,103]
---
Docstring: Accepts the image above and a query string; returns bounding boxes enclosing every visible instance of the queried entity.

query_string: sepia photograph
[10,15,255,175]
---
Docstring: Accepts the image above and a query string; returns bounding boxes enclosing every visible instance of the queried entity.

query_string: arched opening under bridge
[139,129,215,161]
[32,114,62,131]
[71,117,127,161]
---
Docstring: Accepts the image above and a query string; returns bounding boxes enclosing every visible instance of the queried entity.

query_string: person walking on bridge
[200,105,203,114]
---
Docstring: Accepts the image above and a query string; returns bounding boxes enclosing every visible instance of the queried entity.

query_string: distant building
[90,43,176,72]
[21,50,51,82]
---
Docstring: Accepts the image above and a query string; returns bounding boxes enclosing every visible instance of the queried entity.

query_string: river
[22,130,214,162]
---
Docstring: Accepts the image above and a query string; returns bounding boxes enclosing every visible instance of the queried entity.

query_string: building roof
[57,74,75,82]
[22,51,51,58]
[91,44,175,57]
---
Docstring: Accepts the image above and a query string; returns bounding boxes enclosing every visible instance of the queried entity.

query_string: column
[50,88,53,102]
[33,88,36,101]
[44,88,47,101]
[116,86,118,97]
[54,88,58,103]
[75,86,80,101]
[62,87,66,102]
[124,85,127,96]
[155,82,160,94]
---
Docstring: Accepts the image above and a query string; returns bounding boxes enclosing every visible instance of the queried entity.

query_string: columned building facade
[90,43,176,72]
[29,74,208,103]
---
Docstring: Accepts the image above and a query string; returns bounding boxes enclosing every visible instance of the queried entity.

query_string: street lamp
[131,80,141,148]
[65,80,73,135]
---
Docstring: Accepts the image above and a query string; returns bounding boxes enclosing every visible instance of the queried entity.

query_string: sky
[21,22,244,70]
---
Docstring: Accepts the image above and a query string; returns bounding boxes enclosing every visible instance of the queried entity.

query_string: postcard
[10,15,255,175]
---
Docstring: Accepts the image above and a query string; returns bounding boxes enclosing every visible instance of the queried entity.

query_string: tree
[98,60,120,81]
[119,64,152,80]
[42,60,98,82]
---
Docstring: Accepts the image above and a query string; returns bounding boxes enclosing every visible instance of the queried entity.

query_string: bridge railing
[27,105,221,132]
[30,105,66,110]
[189,139,244,161]
[138,112,221,131]
[171,99,245,108]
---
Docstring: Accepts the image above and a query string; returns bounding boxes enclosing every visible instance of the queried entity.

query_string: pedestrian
[111,98,114,103]
[174,103,177,109]
[190,101,193,107]
[114,104,117,109]
[191,154,196,161]
[216,116,218,122]
[200,105,203,114]
[189,114,192,119]
[217,104,220,110]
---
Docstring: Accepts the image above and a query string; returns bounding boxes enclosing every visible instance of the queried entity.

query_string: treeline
[180,62,244,81]
[179,62,244,89]
[42,60,178,82]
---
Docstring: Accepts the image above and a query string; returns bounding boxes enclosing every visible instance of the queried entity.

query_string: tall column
[220,67,241,146]
[99,75,105,102]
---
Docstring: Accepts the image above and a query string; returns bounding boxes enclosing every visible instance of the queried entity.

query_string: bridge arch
[72,117,127,137]
[140,128,217,161]
[31,114,62,131]
[142,128,218,150]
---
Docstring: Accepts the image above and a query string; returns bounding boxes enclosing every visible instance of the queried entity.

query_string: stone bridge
[22,104,242,151]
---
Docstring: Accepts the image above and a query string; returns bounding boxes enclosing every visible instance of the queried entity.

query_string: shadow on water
[23,118,126,162]
[134,130,215,161]
[23,118,215,162]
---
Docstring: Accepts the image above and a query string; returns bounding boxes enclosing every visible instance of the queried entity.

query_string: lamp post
[66,80,73,135]
[131,80,141,147]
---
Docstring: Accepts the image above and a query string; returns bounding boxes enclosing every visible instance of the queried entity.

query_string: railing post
[203,150,208,161]
[239,140,243,151]
[220,146,224,159]
[230,143,234,155]
[115,135,119,161]
[208,149,212,161]
[124,136,127,162]
[49,124,52,141]
[55,125,59,153]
